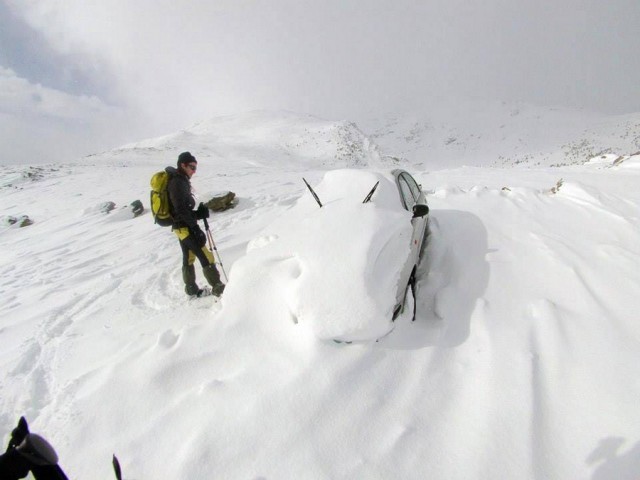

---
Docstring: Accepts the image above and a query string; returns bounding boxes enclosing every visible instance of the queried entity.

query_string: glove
[0,449,31,478]
[195,203,210,220]
[190,225,207,247]
[8,417,29,450]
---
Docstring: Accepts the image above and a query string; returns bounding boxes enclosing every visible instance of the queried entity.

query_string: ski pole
[202,217,228,282]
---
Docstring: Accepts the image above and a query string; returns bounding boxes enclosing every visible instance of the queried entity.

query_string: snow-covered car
[237,168,430,342]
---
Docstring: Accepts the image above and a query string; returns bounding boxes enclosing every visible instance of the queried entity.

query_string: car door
[397,172,427,263]
[401,172,428,253]
[391,172,422,309]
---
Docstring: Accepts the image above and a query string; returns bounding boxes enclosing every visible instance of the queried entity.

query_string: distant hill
[86,110,387,170]
[358,101,640,169]
[86,104,640,171]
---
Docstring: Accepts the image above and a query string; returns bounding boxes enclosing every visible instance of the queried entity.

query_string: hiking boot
[193,287,213,298]
[203,264,225,297]
[187,287,224,300]
[211,283,225,297]
[182,265,200,296]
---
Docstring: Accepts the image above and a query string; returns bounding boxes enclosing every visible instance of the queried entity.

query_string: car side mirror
[412,204,429,218]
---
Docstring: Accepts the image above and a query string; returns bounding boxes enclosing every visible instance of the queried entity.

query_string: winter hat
[177,151,197,166]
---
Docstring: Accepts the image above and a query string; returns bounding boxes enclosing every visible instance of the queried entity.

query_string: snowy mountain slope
[360,101,640,169]
[89,110,385,170]
[1,112,639,479]
[86,104,640,172]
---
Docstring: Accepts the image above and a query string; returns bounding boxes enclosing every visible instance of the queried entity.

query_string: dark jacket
[165,166,197,229]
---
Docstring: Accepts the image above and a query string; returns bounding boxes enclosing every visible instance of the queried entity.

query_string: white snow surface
[1,111,639,479]
[242,169,413,342]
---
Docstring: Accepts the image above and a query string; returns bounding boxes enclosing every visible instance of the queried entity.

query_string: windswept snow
[1,111,639,479]
[236,169,414,342]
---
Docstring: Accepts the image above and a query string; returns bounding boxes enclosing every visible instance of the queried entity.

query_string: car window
[397,177,415,210]
[402,173,422,201]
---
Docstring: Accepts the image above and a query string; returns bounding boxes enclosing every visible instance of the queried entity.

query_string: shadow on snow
[380,209,489,350]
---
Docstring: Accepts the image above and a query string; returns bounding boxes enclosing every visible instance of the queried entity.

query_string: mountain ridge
[86,104,640,171]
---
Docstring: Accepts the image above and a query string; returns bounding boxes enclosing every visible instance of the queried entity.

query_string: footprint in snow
[157,329,180,349]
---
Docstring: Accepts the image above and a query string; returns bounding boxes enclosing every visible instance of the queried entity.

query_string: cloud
[2,0,640,164]
[0,66,114,119]
[0,67,139,163]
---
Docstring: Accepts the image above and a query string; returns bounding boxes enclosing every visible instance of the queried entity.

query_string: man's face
[182,162,197,178]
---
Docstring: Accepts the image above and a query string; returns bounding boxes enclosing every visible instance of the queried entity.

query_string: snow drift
[1,110,639,479]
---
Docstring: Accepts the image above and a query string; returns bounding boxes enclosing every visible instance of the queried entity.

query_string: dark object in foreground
[0,417,68,480]
[112,455,123,480]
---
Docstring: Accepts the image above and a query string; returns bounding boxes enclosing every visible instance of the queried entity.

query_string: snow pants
[173,227,224,296]
[173,227,216,267]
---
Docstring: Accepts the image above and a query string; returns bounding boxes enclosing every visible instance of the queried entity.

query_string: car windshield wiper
[303,178,323,208]
[362,181,379,204]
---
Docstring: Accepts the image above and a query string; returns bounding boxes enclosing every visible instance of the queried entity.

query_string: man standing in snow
[166,151,225,297]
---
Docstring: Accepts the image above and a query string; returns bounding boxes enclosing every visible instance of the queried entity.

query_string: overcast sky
[1,0,639,164]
